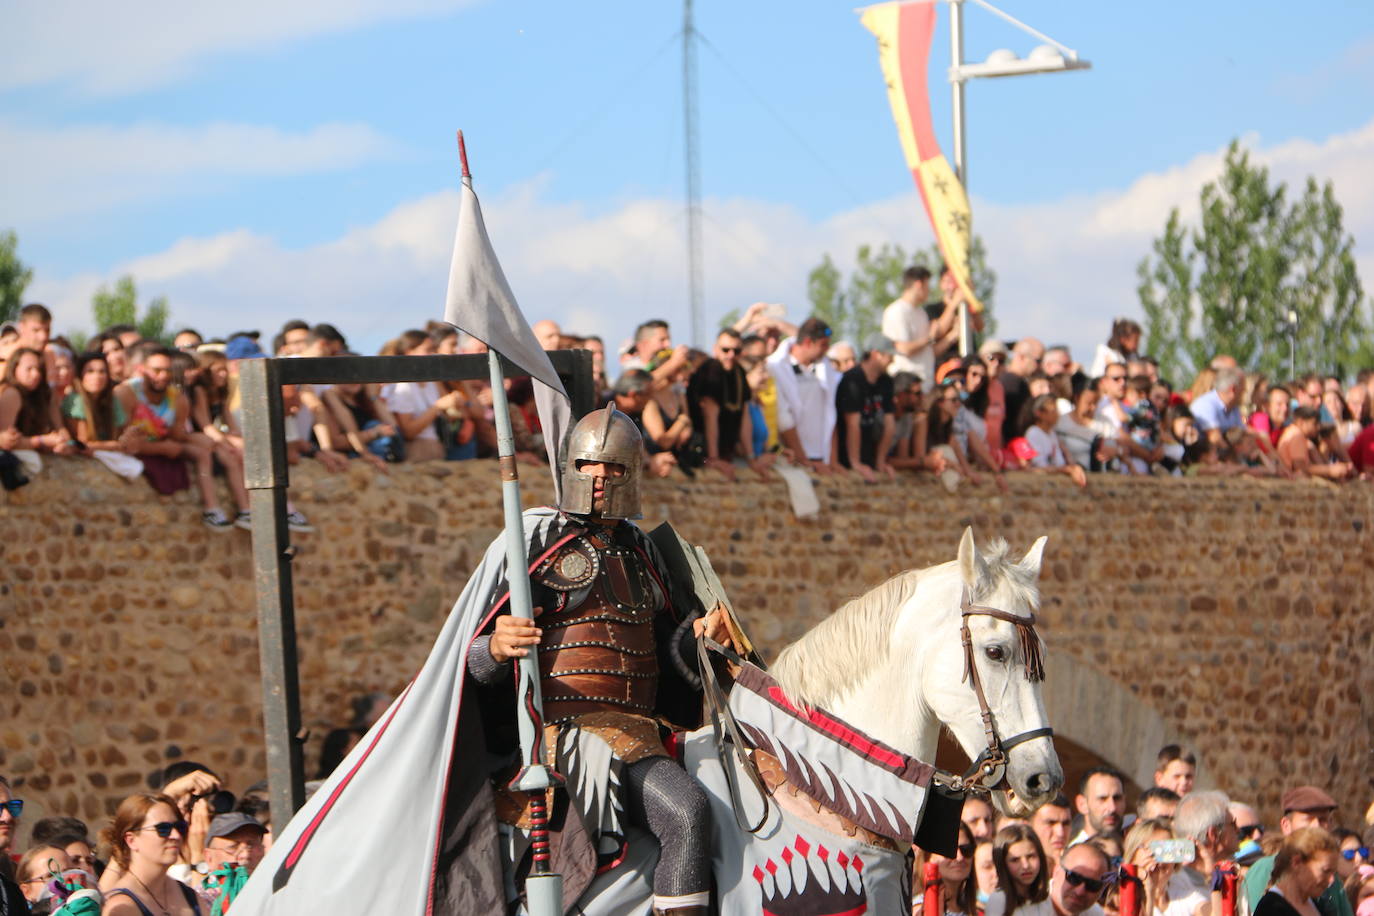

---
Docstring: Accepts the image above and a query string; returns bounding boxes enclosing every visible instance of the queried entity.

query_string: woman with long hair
[0,347,78,456]
[906,383,983,491]
[985,824,1050,916]
[955,356,1007,477]
[1089,318,1142,379]
[1249,385,1290,455]
[642,348,695,461]
[186,351,253,525]
[99,793,201,915]
[323,382,402,468]
[916,822,980,916]
[63,353,130,451]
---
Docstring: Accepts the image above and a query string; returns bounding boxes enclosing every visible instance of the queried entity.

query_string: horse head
[912,527,1063,816]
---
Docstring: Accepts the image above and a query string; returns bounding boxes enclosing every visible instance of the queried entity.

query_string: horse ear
[958,526,979,587]
[1020,536,1049,576]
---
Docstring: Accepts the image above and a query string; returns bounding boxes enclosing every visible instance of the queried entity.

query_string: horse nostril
[1026,772,1054,795]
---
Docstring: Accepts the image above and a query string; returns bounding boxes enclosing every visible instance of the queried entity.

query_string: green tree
[91,275,171,344]
[0,230,33,325]
[1138,141,1372,382]
[805,237,997,344]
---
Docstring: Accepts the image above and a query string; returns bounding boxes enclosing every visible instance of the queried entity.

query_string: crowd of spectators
[4,281,1371,525]
[921,747,1374,916]
[3,740,1372,915]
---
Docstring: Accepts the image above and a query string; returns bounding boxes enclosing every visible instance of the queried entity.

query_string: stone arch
[1041,650,1172,797]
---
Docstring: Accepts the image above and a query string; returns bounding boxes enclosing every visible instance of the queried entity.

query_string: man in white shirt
[882,266,952,386]
[767,317,839,472]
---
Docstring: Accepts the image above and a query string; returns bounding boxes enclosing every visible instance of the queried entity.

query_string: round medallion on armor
[557,550,591,583]
[536,537,600,591]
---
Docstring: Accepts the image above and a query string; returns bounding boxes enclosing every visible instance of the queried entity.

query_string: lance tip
[457,130,471,179]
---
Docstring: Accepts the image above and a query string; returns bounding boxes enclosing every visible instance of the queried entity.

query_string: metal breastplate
[535,537,664,724]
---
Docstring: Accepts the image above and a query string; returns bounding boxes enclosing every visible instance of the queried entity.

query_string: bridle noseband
[947,586,1053,794]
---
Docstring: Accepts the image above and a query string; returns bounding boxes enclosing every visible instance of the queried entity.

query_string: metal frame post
[240,350,595,827]
[240,357,306,822]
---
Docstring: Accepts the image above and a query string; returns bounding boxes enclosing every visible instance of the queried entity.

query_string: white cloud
[1,0,482,94]
[0,119,402,224]
[28,116,1374,371]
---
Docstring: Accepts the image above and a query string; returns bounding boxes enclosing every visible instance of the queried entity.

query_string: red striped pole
[1119,864,1141,916]
[923,861,943,916]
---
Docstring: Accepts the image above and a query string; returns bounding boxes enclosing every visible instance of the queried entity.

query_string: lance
[459,131,565,916]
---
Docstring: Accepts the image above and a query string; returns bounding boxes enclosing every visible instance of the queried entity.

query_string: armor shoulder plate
[535,537,600,592]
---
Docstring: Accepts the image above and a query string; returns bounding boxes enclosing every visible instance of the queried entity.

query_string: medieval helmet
[559,407,644,520]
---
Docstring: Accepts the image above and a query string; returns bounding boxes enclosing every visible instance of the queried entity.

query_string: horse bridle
[949,587,1053,794]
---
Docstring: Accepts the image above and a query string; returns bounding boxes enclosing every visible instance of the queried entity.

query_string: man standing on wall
[882,267,951,388]
[834,333,897,482]
[768,317,840,474]
[688,328,769,481]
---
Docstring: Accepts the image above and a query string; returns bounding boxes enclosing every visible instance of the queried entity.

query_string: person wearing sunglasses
[1335,830,1369,883]
[0,778,28,916]
[921,822,979,916]
[1050,842,1115,916]
[100,793,203,915]
[0,774,22,877]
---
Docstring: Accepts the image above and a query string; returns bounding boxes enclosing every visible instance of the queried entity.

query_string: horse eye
[985,646,1006,662]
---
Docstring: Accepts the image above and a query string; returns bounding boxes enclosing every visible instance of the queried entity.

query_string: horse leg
[622,757,713,914]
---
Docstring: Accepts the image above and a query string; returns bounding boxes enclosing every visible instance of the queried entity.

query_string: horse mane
[770,537,1041,708]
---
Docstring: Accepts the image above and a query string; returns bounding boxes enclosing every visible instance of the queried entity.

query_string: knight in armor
[464,406,728,916]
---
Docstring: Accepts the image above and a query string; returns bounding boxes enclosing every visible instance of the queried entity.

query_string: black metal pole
[239,357,307,823]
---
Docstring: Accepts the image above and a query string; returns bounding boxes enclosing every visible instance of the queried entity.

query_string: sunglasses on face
[137,820,189,839]
[955,843,975,858]
[719,346,740,354]
[1236,824,1264,839]
[0,799,22,817]
[1343,847,1370,860]
[1062,867,1108,894]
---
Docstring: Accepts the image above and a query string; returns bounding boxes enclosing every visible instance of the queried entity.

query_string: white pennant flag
[443,172,571,496]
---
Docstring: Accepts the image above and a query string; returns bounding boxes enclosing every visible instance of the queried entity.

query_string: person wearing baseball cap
[1243,786,1349,916]
[834,333,898,482]
[191,811,269,912]
[204,812,267,874]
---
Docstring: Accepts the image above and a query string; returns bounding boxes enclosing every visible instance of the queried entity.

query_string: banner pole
[463,129,564,916]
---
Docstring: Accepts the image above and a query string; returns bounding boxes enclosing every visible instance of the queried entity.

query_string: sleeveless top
[126,376,180,442]
[107,883,203,916]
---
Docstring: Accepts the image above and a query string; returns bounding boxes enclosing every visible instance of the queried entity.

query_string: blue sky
[6,0,1374,358]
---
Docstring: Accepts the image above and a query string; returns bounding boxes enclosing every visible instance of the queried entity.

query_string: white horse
[770,526,1063,816]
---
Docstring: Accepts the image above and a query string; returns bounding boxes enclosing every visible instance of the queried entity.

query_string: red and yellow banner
[861,1,984,313]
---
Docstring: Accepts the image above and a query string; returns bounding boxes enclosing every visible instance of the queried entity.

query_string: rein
[949,586,1053,794]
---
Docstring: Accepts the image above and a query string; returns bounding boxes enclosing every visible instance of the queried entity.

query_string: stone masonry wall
[2,459,1371,838]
